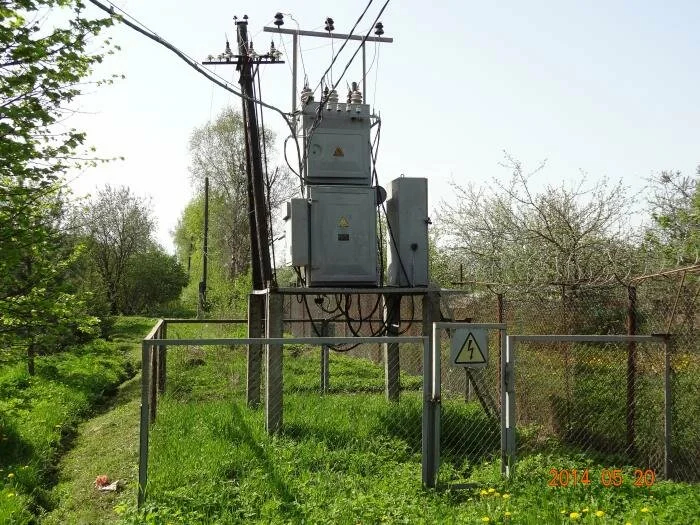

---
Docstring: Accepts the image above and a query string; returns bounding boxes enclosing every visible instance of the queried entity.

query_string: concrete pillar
[383,294,401,401]
[265,292,284,434]
[320,321,333,393]
[246,293,264,408]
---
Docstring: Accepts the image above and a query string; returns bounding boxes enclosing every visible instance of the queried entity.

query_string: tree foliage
[1,0,115,364]
[77,185,187,315]
[437,154,637,290]
[174,107,295,314]
[646,167,699,267]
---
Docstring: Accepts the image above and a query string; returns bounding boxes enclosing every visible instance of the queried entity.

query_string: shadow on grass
[378,401,501,466]
[224,404,301,519]
[0,416,34,469]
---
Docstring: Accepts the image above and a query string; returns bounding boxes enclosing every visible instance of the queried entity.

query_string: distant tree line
[0,0,188,374]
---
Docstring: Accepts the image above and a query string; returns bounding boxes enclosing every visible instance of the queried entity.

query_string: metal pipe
[137,341,150,507]
[292,33,298,115]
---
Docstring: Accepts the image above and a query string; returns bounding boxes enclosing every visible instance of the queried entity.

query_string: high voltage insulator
[374,22,384,36]
[324,17,334,32]
[300,84,313,105]
[274,12,284,27]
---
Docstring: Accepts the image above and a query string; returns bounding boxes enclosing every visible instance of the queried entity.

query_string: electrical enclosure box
[305,185,377,286]
[283,198,309,266]
[386,177,429,287]
[302,101,371,185]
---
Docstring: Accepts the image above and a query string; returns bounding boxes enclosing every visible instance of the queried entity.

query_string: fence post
[626,285,637,456]
[247,293,264,408]
[138,341,150,507]
[497,293,504,407]
[383,294,402,401]
[320,320,331,394]
[149,341,157,424]
[265,291,284,434]
[502,335,516,477]
[422,334,438,488]
[158,321,167,393]
[663,334,673,480]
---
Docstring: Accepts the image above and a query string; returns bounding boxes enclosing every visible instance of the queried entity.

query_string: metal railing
[138,319,431,506]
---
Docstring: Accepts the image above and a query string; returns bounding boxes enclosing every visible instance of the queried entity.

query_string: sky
[69,0,700,253]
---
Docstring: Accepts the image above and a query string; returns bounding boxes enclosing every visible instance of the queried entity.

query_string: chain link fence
[444,268,698,482]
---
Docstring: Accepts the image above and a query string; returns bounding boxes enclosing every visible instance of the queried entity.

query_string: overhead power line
[87,0,295,137]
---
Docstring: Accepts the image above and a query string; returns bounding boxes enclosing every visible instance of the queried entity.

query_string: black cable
[369,123,411,286]
[88,0,300,146]
[311,0,376,98]
[254,71,278,286]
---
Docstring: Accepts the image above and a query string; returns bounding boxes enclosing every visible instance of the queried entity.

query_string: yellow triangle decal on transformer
[333,146,344,157]
[454,332,487,365]
[338,216,349,228]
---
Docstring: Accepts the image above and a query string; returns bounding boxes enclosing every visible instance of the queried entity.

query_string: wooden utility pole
[202,17,283,290]
[237,18,273,289]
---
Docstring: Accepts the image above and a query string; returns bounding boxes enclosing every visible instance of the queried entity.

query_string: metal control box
[302,102,371,185]
[386,177,429,287]
[283,198,309,266]
[306,185,377,286]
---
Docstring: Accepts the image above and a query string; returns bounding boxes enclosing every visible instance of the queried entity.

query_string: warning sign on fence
[450,329,488,368]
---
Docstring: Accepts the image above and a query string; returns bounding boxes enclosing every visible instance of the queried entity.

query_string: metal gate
[426,322,507,487]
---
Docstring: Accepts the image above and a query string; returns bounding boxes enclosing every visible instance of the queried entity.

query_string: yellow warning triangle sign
[338,216,349,228]
[333,146,344,157]
[455,332,487,365]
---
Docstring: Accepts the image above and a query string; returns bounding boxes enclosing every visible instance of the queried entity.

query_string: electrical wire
[367,115,412,286]
[302,0,391,189]
[87,0,303,170]
[254,69,278,285]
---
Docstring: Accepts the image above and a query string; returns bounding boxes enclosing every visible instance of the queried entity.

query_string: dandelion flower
[481,518,490,523]
[570,512,581,520]
[488,488,496,493]
[641,507,650,513]
[480,490,488,496]
[561,510,567,515]
[595,510,605,517]
[7,493,15,498]
[502,493,511,499]
[7,473,14,478]
[505,511,512,517]
[495,492,501,497]
[582,508,589,513]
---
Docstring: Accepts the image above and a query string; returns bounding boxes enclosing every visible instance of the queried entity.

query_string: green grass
[0,317,154,524]
[112,324,699,524]
[10,319,696,524]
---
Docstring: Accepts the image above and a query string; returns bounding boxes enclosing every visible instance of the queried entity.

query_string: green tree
[1,0,115,371]
[174,107,295,314]
[77,184,187,315]
[646,167,699,266]
[118,248,188,314]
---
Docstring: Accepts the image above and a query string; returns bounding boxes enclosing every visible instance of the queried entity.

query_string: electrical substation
[137,13,491,505]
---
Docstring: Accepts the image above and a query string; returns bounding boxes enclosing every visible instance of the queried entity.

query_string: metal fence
[136,319,434,506]
[501,335,680,480]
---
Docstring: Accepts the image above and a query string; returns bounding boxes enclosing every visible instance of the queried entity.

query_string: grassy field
[5,319,697,523]
[112,322,698,524]
[0,317,154,524]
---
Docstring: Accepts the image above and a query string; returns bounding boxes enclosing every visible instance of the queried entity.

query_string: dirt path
[41,374,141,524]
